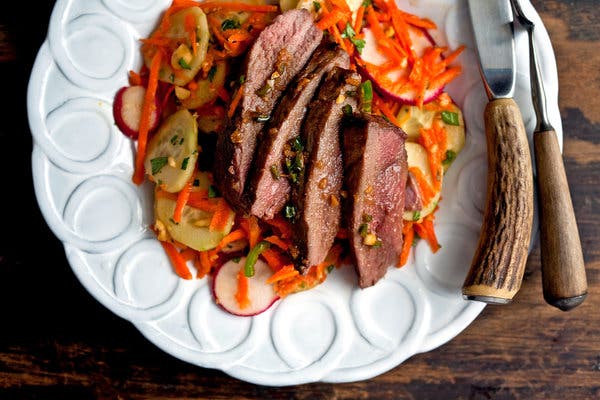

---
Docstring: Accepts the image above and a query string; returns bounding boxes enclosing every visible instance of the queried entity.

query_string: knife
[510,0,587,311]
[461,0,534,304]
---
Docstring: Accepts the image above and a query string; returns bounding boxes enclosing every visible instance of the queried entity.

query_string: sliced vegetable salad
[113,0,466,316]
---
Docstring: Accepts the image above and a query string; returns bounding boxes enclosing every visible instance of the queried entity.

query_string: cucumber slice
[144,109,198,193]
[181,62,227,109]
[155,196,235,251]
[144,7,209,86]
[397,101,465,171]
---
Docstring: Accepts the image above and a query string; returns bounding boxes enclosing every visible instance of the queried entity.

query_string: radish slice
[212,257,280,317]
[357,27,444,105]
[113,86,161,139]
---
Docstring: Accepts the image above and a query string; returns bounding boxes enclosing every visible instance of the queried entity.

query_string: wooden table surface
[1,1,598,398]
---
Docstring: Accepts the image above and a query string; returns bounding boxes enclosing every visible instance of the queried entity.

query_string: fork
[510,0,587,311]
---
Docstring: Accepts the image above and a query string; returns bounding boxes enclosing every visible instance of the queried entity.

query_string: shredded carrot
[316,9,347,30]
[196,250,215,278]
[186,193,220,212]
[160,241,193,280]
[128,70,143,86]
[246,216,261,248]
[173,177,194,223]
[398,221,414,267]
[418,122,447,188]
[180,248,197,262]
[261,248,290,271]
[442,45,465,66]
[171,0,203,10]
[216,228,247,251]
[266,265,299,284]
[374,96,402,127]
[235,268,251,309]
[408,167,436,205]
[399,11,437,30]
[414,215,440,252]
[228,84,244,117]
[263,216,293,239]
[264,235,289,251]
[209,198,234,232]
[133,51,162,185]
[354,6,365,34]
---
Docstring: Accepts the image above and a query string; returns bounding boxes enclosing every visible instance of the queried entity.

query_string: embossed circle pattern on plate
[271,290,350,372]
[102,0,171,23]
[188,285,254,354]
[414,223,480,297]
[48,1,134,91]
[113,238,187,320]
[43,97,122,173]
[61,175,144,253]
[349,280,424,350]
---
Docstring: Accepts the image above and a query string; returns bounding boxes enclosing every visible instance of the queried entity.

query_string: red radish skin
[113,86,161,139]
[358,27,444,105]
[212,257,280,317]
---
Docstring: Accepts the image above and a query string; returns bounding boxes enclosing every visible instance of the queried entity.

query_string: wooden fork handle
[534,129,587,311]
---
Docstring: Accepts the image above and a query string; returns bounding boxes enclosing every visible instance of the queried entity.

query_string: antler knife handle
[534,129,587,311]
[462,98,534,303]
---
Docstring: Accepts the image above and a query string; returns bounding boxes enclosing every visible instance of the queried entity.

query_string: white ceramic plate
[28,0,561,386]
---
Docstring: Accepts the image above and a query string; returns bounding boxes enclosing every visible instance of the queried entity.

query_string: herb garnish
[181,157,190,170]
[150,157,169,175]
[341,23,366,54]
[360,80,373,113]
[207,65,217,82]
[284,204,297,220]
[208,185,219,198]
[441,111,460,126]
[178,58,191,70]
[221,19,241,31]
[442,150,457,165]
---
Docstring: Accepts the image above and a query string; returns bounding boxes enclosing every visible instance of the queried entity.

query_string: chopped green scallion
[358,223,369,237]
[181,157,190,170]
[150,157,168,175]
[284,204,297,220]
[207,65,217,82]
[221,19,241,31]
[178,58,191,70]
[412,210,421,221]
[443,150,457,165]
[360,80,373,113]
[244,241,270,277]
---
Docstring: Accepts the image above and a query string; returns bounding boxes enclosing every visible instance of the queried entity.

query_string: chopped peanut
[363,233,378,246]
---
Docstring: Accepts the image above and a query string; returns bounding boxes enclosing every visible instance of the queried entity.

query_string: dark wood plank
[1,0,599,399]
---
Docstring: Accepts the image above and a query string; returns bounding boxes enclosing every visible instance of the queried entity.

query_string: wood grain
[1,1,599,399]
[462,99,534,303]
[535,129,587,310]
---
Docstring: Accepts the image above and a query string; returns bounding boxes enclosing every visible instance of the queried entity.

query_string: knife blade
[461,0,534,304]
